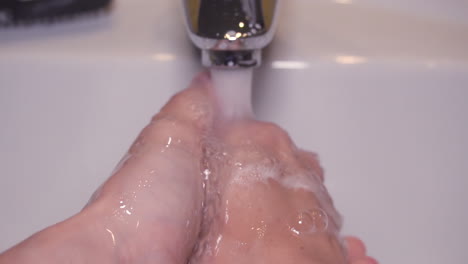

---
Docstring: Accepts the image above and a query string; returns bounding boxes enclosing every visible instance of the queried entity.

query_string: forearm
[0,210,114,264]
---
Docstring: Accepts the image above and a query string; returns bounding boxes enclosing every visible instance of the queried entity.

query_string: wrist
[0,208,116,264]
[84,193,179,264]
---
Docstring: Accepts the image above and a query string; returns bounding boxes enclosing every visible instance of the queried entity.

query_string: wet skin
[0,72,377,264]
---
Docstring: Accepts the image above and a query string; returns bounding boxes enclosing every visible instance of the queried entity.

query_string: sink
[1,0,467,263]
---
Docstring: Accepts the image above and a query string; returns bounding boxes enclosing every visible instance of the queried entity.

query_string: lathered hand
[0,72,377,264]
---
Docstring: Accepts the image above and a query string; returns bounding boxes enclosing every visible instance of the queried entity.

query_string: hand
[0,72,377,264]
[188,111,376,264]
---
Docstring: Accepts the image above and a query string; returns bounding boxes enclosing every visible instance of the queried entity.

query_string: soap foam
[229,161,323,195]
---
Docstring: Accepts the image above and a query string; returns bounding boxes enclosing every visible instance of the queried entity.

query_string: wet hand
[0,72,377,264]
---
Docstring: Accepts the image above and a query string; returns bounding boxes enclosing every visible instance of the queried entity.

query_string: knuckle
[251,122,295,153]
[160,90,212,129]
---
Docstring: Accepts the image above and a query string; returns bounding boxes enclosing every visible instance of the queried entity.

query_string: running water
[210,68,254,118]
[189,69,346,263]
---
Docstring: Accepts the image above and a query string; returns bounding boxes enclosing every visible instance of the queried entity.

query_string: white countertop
[1,0,468,263]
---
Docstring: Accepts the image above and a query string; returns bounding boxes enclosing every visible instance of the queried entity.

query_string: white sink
[1,0,467,263]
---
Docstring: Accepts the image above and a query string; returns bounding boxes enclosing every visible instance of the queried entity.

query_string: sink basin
[1,0,467,263]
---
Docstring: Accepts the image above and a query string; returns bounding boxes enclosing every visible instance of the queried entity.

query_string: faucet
[182,0,279,68]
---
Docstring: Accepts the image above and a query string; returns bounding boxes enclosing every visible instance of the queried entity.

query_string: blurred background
[1,0,468,263]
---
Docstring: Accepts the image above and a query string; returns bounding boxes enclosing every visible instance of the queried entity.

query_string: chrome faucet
[182,0,279,68]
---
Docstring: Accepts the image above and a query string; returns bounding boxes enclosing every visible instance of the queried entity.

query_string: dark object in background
[0,0,112,25]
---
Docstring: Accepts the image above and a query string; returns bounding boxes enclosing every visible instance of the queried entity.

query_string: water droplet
[203,169,211,180]
[254,220,267,238]
[224,202,230,224]
[290,208,328,235]
[105,228,116,246]
[165,137,172,148]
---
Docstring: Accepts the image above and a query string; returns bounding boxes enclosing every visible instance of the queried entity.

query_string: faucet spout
[182,0,279,68]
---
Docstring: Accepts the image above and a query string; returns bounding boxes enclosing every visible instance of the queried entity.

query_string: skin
[0,72,378,264]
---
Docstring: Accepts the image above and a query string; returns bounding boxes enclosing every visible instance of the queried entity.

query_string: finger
[345,236,367,261]
[157,71,215,130]
[296,150,324,182]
